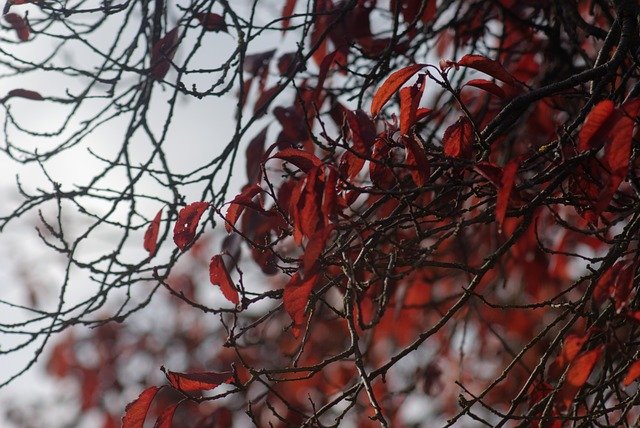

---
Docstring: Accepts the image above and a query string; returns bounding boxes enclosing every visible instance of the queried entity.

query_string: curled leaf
[4,12,29,41]
[270,148,322,173]
[173,202,209,250]
[163,367,232,393]
[143,209,162,255]
[209,254,239,304]
[456,54,518,87]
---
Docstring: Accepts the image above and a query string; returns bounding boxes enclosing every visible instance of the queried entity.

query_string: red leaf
[225,184,263,233]
[578,100,614,152]
[404,136,430,186]
[281,0,298,30]
[150,28,179,80]
[496,159,518,228]
[253,85,280,116]
[399,74,426,134]
[196,13,227,32]
[302,225,334,276]
[245,126,268,183]
[548,334,588,379]
[143,209,162,256]
[623,360,640,386]
[297,167,323,238]
[371,64,426,116]
[163,368,232,393]
[283,272,319,338]
[4,13,29,41]
[443,116,474,159]
[153,402,180,428]
[474,162,503,187]
[2,88,43,102]
[122,386,160,428]
[456,54,518,87]
[464,79,506,99]
[271,148,322,173]
[173,202,209,250]
[346,109,376,154]
[209,255,239,305]
[559,347,602,408]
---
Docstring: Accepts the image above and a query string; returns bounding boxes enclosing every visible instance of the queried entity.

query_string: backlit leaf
[399,74,426,134]
[559,347,602,408]
[578,100,614,152]
[456,54,518,87]
[623,360,640,386]
[371,64,426,116]
[209,254,239,305]
[153,402,180,428]
[443,116,474,159]
[173,202,209,250]
[496,159,518,228]
[163,367,232,393]
[283,272,319,338]
[464,79,506,99]
[271,148,322,173]
[122,386,160,428]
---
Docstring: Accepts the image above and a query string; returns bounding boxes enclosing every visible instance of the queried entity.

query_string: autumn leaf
[270,148,322,173]
[496,159,518,228]
[548,333,589,379]
[399,74,426,134]
[122,386,160,428]
[150,27,179,80]
[154,402,180,428]
[443,116,474,159]
[4,12,29,41]
[162,367,232,393]
[225,184,263,233]
[281,0,298,30]
[209,254,240,305]
[196,13,227,32]
[623,360,640,386]
[371,64,426,116]
[143,209,162,256]
[283,272,319,338]
[464,79,506,99]
[173,202,209,250]
[456,54,518,87]
[1,88,43,103]
[559,347,602,408]
[578,100,614,152]
[245,126,268,183]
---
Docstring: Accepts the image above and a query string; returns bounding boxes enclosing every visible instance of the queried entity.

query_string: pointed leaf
[144,209,162,256]
[271,148,322,173]
[196,13,227,32]
[163,368,232,393]
[154,402,180,428]
[150,28,179,80]
[464,79,506,99]
[281,0,298,30]
[2,88,43,102]
[209,255,239,304]
[225,184,263,232]
[496,159,518,227]
[578,100,614,152]
[559,347,602,408]
[371,64,426,116]
[4,13,29,41]
[548,333,588,379]
[443,116,474,159]
[623,360,640,386]
[173,202,209,250]
[245,126,268,183]
[283,272,319,338]
[456,54,518,87]
[399,74,426,134]
[122,386,160,428]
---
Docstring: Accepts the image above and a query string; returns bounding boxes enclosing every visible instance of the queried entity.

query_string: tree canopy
[2,0,640,426]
